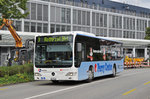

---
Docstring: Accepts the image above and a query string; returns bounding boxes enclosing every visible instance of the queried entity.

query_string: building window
[61,25,66,31]
[78,10,81,25]
[31,22,36,32]
[43,23,48,33]
[96,13,99,26]
[51,24,55,33]
[56,25,60,32]
[104,14,107,27]
[25,2,30,19]
[119,16,122,29]
[37,4,42,20]
[43,5,48,21]
[61,8,65,23]
[66,8,71,23]
[73,9,77,24]
[82,11,86,25]
[37,23,42,33]
[92,12,95,26]
[67,26,71,31]
[87,12,90,26]
[15,21,22,31]
[56,7,61,23]
[31,3,36,20]
[61,8,71,23]
[50,6,55,22]
[112,15,115,28]
[24,22,30,32]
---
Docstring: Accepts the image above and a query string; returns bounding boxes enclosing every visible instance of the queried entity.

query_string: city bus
[34,31,124,82]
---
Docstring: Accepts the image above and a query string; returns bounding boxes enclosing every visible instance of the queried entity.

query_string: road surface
[0,68,150,99]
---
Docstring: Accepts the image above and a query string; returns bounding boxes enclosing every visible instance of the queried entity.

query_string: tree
[0,0,28,25]
[145,27,150,40]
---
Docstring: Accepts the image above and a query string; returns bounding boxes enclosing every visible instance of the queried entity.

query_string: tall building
[0,0,150,66]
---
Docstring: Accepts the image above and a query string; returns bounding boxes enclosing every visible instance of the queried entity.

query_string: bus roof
[75,32,122,44]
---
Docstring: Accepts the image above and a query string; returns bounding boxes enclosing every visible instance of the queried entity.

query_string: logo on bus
[95,63,112,73]
[38,69,41,72]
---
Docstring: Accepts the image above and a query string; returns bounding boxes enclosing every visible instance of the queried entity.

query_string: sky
[111,0,150,9]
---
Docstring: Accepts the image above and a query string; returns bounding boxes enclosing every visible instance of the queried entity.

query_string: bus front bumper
[34,71,78,81]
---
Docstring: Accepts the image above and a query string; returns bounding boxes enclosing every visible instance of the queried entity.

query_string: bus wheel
[112,66,116,77]
[87,69,94,82]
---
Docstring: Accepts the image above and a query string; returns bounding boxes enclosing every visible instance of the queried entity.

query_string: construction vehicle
[0,18,34,66]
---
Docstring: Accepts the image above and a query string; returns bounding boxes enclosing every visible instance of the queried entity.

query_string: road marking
[24,78,114,99]
[144,81,150,85]
[123,89,136,95]
[25,70,150,99]
[0,88,8,91]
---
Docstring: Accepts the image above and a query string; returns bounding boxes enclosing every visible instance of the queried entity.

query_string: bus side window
[75,43,86,67]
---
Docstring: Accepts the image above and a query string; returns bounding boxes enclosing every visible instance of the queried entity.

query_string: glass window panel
[92,12,95,26]
[37,23,42,33]
[56,7,61,23]
[31,3,36,20]
[73,9,77,24]
[82,11,86,25]
[56,25,60,32]
[15,21,22,31]
[25,2,30,19]
[50,6,55,22]
[43,23,48,33]
[87,12,90,26]
[78,10,81,25]
[66,8,71,23]
[37,4,42,20]
[24,22,30,32]
[96,13,99,26]
[100,14,103,27]
[51,24,55,33]
[73,10,77,24]
[61,25,66,31]
[43,5,48,21]
[61,8,65,23]
[31,22,36,32]
[67,26,71,31]
[104,14,107,27]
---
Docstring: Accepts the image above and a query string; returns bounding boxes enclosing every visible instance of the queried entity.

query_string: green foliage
[145,27,150,40]
[0,73,34,86]
[0,0,29,19]
[0,64,34,86]
[0,64,33,77]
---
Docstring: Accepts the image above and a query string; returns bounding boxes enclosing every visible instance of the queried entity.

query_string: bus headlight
[66,72,77,76]
[34,73,42,76]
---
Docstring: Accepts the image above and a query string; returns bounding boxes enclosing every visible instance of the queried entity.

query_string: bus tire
[87,67,94,82]
[112,65,116,77]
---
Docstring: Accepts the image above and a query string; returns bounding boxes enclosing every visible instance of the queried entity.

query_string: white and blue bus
[34,31,124,82]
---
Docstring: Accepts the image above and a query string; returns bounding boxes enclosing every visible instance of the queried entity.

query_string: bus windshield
[35,36,73,68]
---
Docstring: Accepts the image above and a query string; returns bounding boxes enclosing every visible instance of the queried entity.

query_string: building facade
[1,0,150,66]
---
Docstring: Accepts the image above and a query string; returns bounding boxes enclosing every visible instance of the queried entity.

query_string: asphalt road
[0,68,150,99]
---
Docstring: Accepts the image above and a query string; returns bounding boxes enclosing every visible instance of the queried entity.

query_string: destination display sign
[36,35,72,43]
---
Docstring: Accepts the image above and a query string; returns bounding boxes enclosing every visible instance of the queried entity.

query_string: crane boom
[0,18,22,47]
[0,18,34,66]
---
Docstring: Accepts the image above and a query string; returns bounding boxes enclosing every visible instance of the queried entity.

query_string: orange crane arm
[0,18,22,48]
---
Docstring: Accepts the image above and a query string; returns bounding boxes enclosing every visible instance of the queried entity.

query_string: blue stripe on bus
[78,59,124,80]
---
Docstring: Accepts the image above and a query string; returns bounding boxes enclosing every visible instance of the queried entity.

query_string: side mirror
[77,43,82,52]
